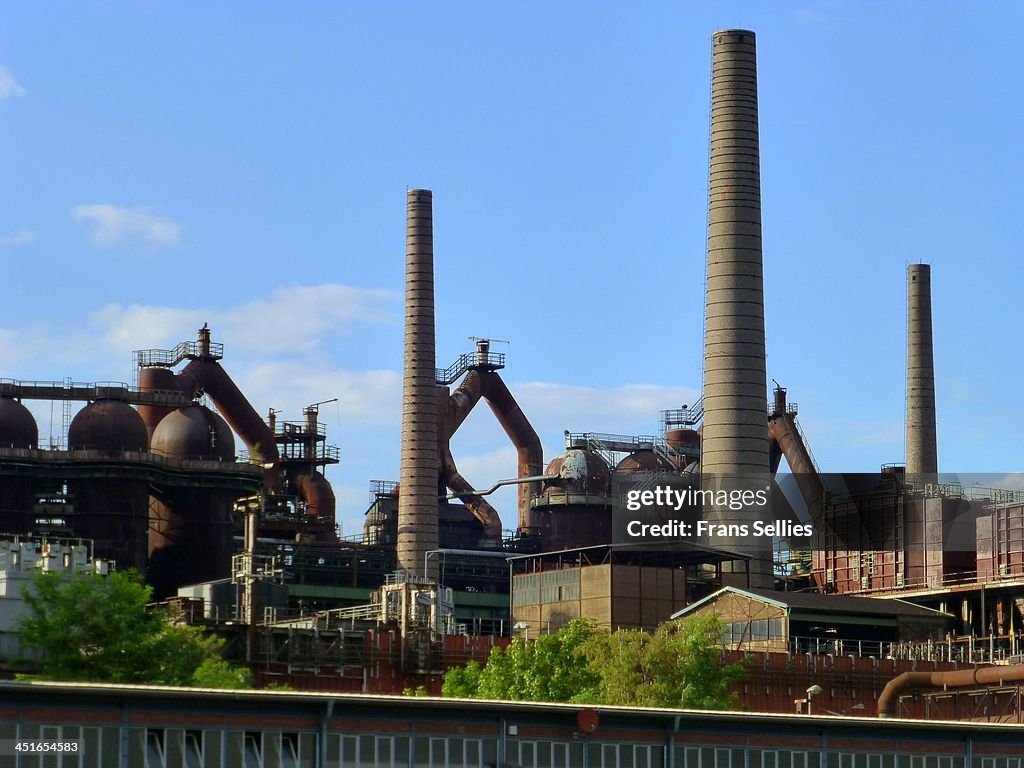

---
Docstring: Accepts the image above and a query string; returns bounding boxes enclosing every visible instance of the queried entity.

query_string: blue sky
[2,1,1022,536]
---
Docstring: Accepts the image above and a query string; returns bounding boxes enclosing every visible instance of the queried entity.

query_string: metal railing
[135,340,223,367]
[369,480,399,503]
[661,398,704,429]
[435,351,505,385]
[0,378,191,406]
[0,445,263,475]
[565,432,696,466]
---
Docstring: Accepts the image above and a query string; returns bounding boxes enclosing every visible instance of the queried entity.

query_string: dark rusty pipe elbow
[298,472,336,531]
[478,370,543,533]
[179,358,280,489]
[442,445,503,541]
[768,413,824,520]
[448,371,482,433]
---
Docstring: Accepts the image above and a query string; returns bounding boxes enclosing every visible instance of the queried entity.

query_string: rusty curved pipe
[768,413,824,521]
[298,471,336,533]
[478,370,542,533]
[448,371,482,433]
[442,445,503,541]
[178,358,280,489]
[877,664,1024,718]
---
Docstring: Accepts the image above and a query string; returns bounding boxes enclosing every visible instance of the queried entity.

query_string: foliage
[440,659,483,698]
[17,569,252,688]
[441,615,744,710]
[191,658,254,689]
[463,619,602,703]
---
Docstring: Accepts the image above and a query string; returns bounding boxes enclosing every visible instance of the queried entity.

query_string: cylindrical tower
[906,264,938,480]
[702,30,773,586]
[0,397,38,534]
[397,189,440,579]
[147,405,238,597]
[67,400,151,572]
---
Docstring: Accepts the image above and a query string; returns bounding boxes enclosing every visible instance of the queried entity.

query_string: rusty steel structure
[701,29,773,587]
[397,189,441,578]
[438,354,543,538]
[878,663,1024,718]
[906,263,938,481]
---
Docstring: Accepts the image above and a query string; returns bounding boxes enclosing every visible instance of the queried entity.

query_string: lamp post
[512,621,530,642]
[805,685,823,715]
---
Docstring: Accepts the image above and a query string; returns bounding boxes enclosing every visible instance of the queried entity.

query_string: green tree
[468,619,601,702]
[442,615,744,710]
[639,614,745,709]
[17,569,251,688]
[192,658,255,689]
[441,659,483,698]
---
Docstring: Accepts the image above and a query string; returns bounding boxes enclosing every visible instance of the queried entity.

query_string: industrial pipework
[397,189,441,578]
[768,386,824,521]
[906,264,938,481]
[701,29,773,587]
[877,664,1024,718]
[138,325,281,491]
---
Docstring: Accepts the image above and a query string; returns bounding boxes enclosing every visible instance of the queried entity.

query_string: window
[184,730,203,768]
[146,729,166,768]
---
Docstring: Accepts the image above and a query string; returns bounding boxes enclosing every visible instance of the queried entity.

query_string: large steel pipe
[878,664,1024,718]
[178,357,280,490]
[479,370,543,534]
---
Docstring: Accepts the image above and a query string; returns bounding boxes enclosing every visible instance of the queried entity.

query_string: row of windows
[727,618,785,642]
[1,723,1018,768]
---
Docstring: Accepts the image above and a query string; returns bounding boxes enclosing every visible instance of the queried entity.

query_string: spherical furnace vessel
[68,400,148,452]
[0,397,38,449]
[0,397,38,533]
[150,404,235,461]
[535,449,612,550]
[614,450,676,474]
[65,400,150,572]
[148,405,238,598]
[137,366,181,443]
[665,428,701,469]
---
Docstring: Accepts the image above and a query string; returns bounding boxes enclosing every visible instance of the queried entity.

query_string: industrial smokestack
[905,264,938,480]
[397,189,440,579]
[702,29,773,587]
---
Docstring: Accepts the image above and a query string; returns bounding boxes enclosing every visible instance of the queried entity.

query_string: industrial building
[3,681,1024,768]
[1,27,1023,723]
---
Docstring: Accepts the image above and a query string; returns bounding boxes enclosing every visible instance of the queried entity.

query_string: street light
[512,621,530,641]
[805,685,823,715]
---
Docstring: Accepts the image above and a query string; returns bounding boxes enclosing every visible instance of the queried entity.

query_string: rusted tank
[137,367,181,443]
[150,405,235,461]
[148,405,238,597]
[0,397,38,449]
[0,397,37,533]
[66,400,150,572]
[67,400,148,452]
[614,450,675,474]
[535,449,612,550]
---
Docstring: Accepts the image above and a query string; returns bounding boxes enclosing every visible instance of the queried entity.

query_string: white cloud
[71,204,181,248]
[0,229,35,247]
[92,283,398,355]
[237,362,401,427]
[515,381,700,435]
[0,66,25,101]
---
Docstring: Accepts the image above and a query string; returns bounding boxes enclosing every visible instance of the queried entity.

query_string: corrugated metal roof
[673,586,952,619]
